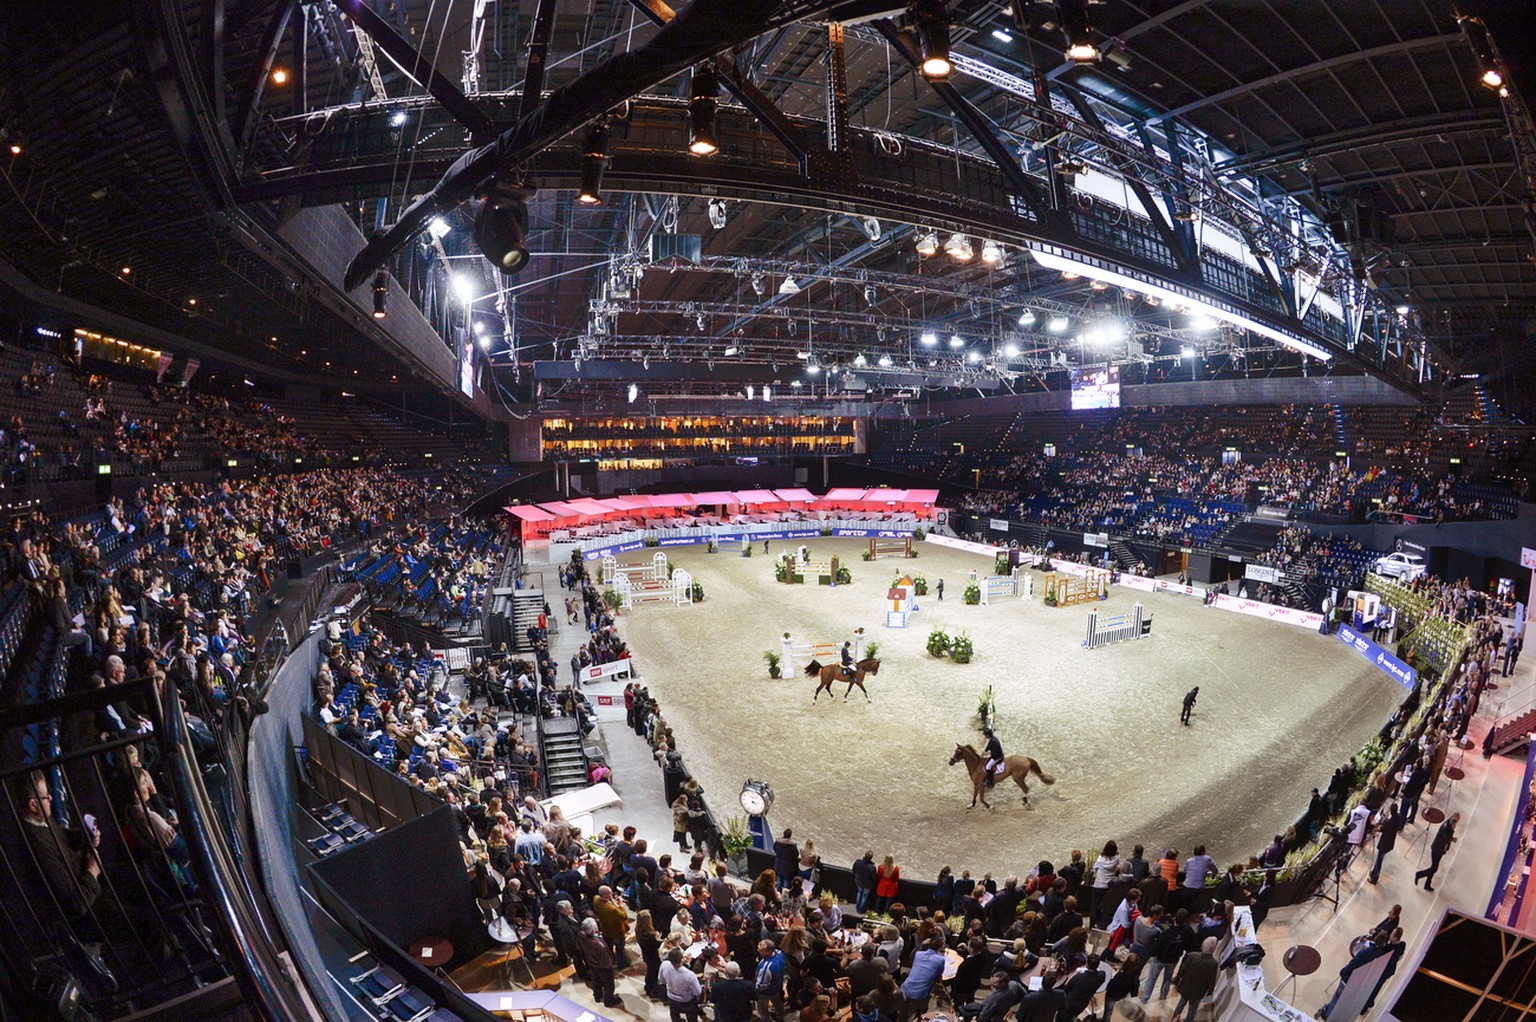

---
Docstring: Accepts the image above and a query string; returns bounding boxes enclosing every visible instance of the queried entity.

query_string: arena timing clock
[739,778,774,816]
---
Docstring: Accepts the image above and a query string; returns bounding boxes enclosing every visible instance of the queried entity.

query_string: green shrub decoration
[689,581,704,603]
[950,632,975,663]
[913,526,926,540]
[863,640,881,660]
[862,549,874,561]
[763,651,783,679]
[963,582,982,605]
[913,575,929,596]
[773,561,788,583]
[995,553,1012,576]
[927,628,951,657]
[836,566,852,585]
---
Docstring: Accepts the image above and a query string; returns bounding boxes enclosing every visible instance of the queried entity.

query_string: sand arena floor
[612,537,1401,880]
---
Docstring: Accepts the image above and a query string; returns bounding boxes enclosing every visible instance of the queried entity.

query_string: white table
[1214,907,1321,1022]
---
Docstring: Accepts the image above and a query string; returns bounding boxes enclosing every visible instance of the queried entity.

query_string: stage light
[372,271,388,318]
[992,29,1013,44]
[968,350,981,362]
[878,354,893,367]
[453,273,478,305]
[1482,68,1504,89]
[779,276,801,295]
[688,67,720,156]
[1180,345,1196,358]
[858,216,882,241]
[751,273,765,295]
[912,0,953,80]
[1004,343,1020,357]
[270,68,290,85]
[1058,0,1099,63]
[791,380,803,388]
[1395,304,1410,316]
[627,383,639,403]
[1047,315,1069,333]
[427,216,452,239]
[474,181,531,272]
[915,230,940,257]
[949,334,964,348]
[7,144,20,156]
[578,121,610,205]
[119,266,131,275]
[920,331,938,346]
[390,110,407,127]
[1019,310,1036,326]
[763,386,771,401]
[723,345,739,356]
[944,233,973,262]
[981,240,1002,265]
[864,284,878,306]
[807,363,821,375]
[708,197,729,228]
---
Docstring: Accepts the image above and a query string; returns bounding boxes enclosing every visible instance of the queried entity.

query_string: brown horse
[805,658,881,702]
[948,743,1055,809]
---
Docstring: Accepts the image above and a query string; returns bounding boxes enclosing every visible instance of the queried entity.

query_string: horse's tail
[804,661,822,677]
[1031,760,1056,785]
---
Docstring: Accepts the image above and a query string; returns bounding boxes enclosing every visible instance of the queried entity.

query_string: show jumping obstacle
[1043,569,1110,606]
[782,632,864,675]
[978,569,1032,605]
[603,551,669,587]
[886,575,921,627]
[1083,604,1150,648]
[867,536,915,560]
[779,552,842,586]
[610,561,694,609]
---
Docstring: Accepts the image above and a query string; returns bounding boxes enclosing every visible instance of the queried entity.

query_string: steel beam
[519,0,559,124]
[872,19,1060,229]
[332,0,494,140]
[825,22,850,154]
[1212,113,1505,177]
[1145,33,1464,127]
[235,0,296,159]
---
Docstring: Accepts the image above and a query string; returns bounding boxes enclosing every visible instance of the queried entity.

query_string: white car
[1374,552,1426,580]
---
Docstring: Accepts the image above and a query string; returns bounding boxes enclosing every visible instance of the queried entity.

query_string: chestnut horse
[948,743,1055,809]
[805,658,881,702]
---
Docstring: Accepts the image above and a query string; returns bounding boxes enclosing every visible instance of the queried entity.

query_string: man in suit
[1414,812,1460,891]
[1368,802,1403,884]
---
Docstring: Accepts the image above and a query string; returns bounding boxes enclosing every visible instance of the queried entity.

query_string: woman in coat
[874,855,901,916]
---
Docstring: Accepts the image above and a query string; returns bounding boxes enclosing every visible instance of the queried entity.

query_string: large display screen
[1070,365,1120,409]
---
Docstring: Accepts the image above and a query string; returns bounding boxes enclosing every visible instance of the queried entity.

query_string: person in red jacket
[874,855,901,915]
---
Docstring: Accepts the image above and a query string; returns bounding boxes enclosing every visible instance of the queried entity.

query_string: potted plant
[912,526,926,540]
[644,536,660,547]
[913,575,929,596]
[689,581,705,603]
[862,549,874,561]
[743,544,753,557]
[836,565,853,585]
[863,640,881,660]
[774,561,788,583]
[995,553,1012,576]
[601,588,623,612]
[764,650,783,679]
[950,632,975,663]
[927,628,951,658]
[963,583,981,605]
[719,815,754,873]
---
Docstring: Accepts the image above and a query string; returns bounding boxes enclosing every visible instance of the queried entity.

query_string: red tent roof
[732,489,781,505]
[906,489,940,504]
[690,491,738,505]
[820,487,868,502]
[565,498,612,516]
[538,501,585,519]
[773,488,817,502]
[863,488,910,503]
[505,505,557,522]
[643,493,697,508]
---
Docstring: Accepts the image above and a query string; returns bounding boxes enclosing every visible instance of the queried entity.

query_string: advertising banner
[924,534,1002,557]
[1154,580,1207,598]
[582,659,635,684]
[1083,532,1110,548]
[989,519,1010,532]
[1209,594,1324,630]
[1244,564,1281,585]
[1335,624,1417,689]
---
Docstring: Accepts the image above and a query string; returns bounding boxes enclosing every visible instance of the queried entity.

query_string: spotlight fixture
[1089,279,1109,292]
[120,266,131,275]
[763,386,771,401]
[1047,315,1069,333]
[919,331,939,346]
[453,273,478,305]
[707,197,729,228]
[371,271,389,318]
[1057,0,1100,62]
[1019,310,1036,326]
[779,276,801,295]
[724,345,739,357]
[627,383,639,403]
[746,385,755,399]
[1003,342,1021,357]
[474,179,532,272]
[944,232,973,261]
[948,334,964,348]
[1395,304,1411,316]
[270,68,290,85]
[1481,68,1504,89]
[912,0,953,80]
[864,284,878,306]
[967,350,981,363]
[7,143,20,156]
[1173,207,1200,223]
[427,216,452,239]
[915,230,940,257]
[390,110,407,127]
[751,272,765,295]
[878,354,893,367]
[577,121,610,205]
[688,67,720,156]
[858,216,882,241]
[981,240,1002,265]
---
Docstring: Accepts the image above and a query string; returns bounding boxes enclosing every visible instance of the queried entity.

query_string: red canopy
[773,488,817,503]
[538,501,585,519]
[504,505,557,522]
[732,489,780,505]
[906,489,940,505]
[863,488,910,503]
[565,498,612,516]
[690,491,738,506]
[819,487,869,503]
[643,493,697,508]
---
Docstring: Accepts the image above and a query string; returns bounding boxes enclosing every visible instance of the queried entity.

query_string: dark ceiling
[1,0,1532,417]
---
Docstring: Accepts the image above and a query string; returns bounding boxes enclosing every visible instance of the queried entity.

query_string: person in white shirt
[660,947,703,1022]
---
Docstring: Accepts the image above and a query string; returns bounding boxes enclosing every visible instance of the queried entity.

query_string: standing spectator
[853,851,878,913]
[1181,686,1199,725]
[755,939,787,1022]
[1099,954,1143,1022]
[898,937,947,1021]
[1088,841,1125,928]
[1169,936,1220,1022]
[1140,907,1193,1004]
[711,961,758,1022]
[1414,812,1460,891]
[636,910,664,999]
[1368,803,1404,884]
[593,884,630,967]
[773,829,799,892]
[579,918,621,1008]
[874,854,901,915]
[661,947,703,1022]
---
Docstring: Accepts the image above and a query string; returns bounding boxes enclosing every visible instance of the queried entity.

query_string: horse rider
[981,727,1004,787]
[840,641,857,682]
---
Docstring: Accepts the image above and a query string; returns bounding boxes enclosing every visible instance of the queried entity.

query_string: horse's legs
[859,679,870,702]
[1014,773,1032,807]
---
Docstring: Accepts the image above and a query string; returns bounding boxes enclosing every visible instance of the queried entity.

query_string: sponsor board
[1209,594,1323,630]
[989,519,1010,532]
[1244,564,1281,585]
[659,536,707,547]
[1335,624,1417,689]
[1154,580,1207,598]
[596,695,614,706]
[923,534,1003,558]
[582,659,634,684]
[1083,532,1110,548]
